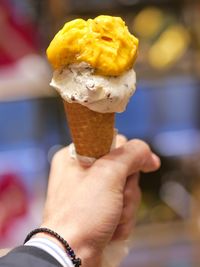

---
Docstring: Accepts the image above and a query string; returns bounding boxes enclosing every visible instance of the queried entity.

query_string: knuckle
[121,225,132,240]
[51,150,61,164]
[51,147,66,165]
[129,140,152,169]
[140,141,151,155]
[130,139,151,155]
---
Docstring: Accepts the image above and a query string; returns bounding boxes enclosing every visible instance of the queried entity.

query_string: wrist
[39,225,102,267]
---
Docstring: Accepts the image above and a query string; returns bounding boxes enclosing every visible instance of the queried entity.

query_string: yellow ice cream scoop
[47,15,139,76]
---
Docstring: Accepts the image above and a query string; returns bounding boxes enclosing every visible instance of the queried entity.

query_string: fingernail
[151,153,161,167]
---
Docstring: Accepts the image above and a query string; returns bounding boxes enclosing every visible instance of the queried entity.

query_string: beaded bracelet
[24,227,82,267]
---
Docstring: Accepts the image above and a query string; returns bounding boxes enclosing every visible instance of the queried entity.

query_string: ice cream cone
[47,16,138,160]
[63,101,115,159]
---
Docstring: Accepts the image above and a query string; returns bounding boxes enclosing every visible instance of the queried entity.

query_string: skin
[39,135,160,267]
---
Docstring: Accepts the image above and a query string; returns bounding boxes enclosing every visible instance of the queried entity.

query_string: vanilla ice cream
[50,62,136,113]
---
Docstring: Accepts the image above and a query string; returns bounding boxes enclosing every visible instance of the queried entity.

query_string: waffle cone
[63,101,115,158]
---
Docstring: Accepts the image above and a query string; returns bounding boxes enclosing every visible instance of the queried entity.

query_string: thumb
[91,139,160,188]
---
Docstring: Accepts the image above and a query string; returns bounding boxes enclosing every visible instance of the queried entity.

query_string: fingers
[123,174,141,208]
[120,174,141,224]
[112,174,141,241]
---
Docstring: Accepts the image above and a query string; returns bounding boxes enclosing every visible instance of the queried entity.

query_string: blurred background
[0,0,200,266]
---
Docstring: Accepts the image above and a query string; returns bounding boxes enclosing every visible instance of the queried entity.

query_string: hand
[41,135,160,267]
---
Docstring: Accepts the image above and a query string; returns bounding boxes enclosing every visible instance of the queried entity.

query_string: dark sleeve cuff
[0,245,62,267]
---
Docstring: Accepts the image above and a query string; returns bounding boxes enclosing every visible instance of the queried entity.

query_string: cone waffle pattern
[63,102,115,158]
